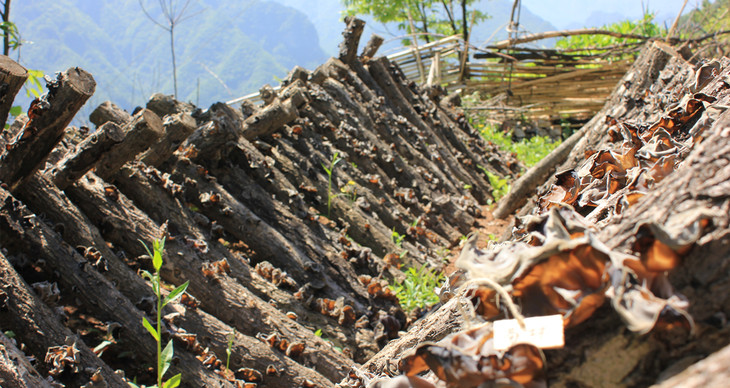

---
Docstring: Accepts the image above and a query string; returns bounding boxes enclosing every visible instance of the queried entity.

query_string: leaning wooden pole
[0,67,95,192]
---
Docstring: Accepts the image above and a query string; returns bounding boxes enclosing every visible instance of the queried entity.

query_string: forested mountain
[12,0,328,120]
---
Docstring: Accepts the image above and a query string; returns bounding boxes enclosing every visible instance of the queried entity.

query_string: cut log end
[64,67,96,97]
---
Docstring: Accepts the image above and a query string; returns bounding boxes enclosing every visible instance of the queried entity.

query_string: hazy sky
[522,0,699,29]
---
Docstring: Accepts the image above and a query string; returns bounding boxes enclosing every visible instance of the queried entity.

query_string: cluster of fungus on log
[201,258,231,279]
[254,332,306,358]
[169,322,252,386]
[538,91,712,226]
[254,261,297,288]
[45,341,81,376]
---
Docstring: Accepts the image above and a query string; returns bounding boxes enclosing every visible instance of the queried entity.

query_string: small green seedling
[225,329,236,370]
[391,228,405,248]
[321,152,343,218]
[477,165,510,203]
[131,238,189,388]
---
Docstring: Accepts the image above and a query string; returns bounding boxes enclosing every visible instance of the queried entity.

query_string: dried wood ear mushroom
[401,324,545,388]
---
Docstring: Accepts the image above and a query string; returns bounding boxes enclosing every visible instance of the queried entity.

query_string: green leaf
[152,243,163,272]
[9,105,22,118]
[160,340,174,378]
[162,374,181,388]
[140,270,154,282]
[139,239,154,259]
[142,317,159,342]
[162,281,189,307]
[314,329,322,337]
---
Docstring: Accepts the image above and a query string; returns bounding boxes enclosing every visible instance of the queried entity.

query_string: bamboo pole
[406,10,426,84]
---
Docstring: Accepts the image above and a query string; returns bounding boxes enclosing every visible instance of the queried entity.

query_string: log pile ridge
[0,18,729,388]
[0,18,519,388]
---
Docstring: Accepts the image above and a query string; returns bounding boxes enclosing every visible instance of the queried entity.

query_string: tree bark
[339,17,366,66]
[360,34,384,60]
[49,121,125,190]
[241,86,307,140]
[89,100,131,127]
[0,186,232,387]
[0,55,27,127]
[146,93,194,118]
[0,331,52,388]
[0,67,95,192]
[65,172,356,383]
[93,108,163,180]
[0,250,127,387]
[139,112,197,168]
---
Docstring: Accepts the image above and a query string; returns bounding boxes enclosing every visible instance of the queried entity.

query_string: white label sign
[493,314,565,351]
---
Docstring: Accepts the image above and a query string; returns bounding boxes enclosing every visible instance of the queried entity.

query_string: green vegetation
[678,0,730,44]
[556,10,662,56]
[340,180,358,204]
[391,227,405,249]
[12,1,328,116]
[343,0,487,44]
[479,167,510,203]
[476,122,560,168]
[225,329,235,371]
[133,238,189,388]
[0,14,45,127]
[321,151,342,218]
[389,265,443,313]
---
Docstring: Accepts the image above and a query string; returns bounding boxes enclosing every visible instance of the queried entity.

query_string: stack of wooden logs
[0,18,519,387]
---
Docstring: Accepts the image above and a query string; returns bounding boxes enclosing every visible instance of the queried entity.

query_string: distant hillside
[12,0,328,121]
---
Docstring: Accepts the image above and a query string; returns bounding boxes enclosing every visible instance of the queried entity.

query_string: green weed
[477,123,560,168]
[132,238,189,388]
[391,228,405,249]
[225,329,235,371]
[321,152,343,218]
[340,180,358,204]
[389,265,443,313]
[477,165,510,203]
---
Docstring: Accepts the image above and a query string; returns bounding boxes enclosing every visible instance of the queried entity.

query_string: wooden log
[110,162,370,349]
[357,297,466,376]
[165,304,337,388]
[651,344,730,388]
[0,250,127,387]
[182,102,241,162]
[0,67,95,192]
[242,87,308,140]
[146,93,194,118]
[49,122,125,190]
[0,186,236,387]
[65,173,356,383]
[338,17,366,65]
[89,100,131,127]
[93,108,163,180]
[0,331,52,387]
[0,55,28,127]
[139,112,197,168]
[360,34,384,60]
[16,172,154,304]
